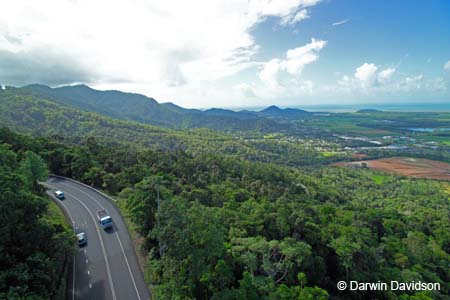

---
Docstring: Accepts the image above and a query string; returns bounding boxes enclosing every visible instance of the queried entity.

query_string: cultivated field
[335,157,450,180]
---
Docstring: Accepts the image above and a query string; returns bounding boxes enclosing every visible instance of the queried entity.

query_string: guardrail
[41,182,75,300]
[49,174,117,202]
[46,175,150,291]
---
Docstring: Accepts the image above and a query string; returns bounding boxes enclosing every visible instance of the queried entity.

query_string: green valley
[0,85,449,300]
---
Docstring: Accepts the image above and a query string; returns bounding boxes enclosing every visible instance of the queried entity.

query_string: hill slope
[0,87,334,166]
[23,84,281,132]
[259,105,309,118]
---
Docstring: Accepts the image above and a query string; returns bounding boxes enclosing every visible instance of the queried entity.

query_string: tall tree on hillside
[19,150,48,190]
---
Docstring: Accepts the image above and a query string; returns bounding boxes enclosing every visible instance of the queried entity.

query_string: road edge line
[50,174,117,202]
[42,184,76,300]
[58,180,142,300]
[49,175,150,300]
[45,182,117,300]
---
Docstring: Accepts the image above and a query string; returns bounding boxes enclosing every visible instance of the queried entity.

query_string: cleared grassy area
[321,151,345,157]
[369,173,388,185]
[46,199,72,230]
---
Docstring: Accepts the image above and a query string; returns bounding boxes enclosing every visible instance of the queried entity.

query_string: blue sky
[1,0,449,108]
[254,0,450,77]
[244,0,450,106]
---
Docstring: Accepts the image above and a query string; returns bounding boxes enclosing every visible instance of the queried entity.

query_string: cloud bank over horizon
[0,0,449,108]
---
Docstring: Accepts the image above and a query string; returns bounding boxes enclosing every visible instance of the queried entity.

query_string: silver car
[54,190,65,200]
[76,232,87,246]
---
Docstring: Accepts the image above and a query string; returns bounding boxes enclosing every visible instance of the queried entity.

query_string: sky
[1,0,450,108]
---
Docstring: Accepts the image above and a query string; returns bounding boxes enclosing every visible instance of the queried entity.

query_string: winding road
[44,176,151,300]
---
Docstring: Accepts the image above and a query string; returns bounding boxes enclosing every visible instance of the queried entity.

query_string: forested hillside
[1,128,448,300]
[0,136,74,299]
[23,84,282,131]
[0,87,341,166]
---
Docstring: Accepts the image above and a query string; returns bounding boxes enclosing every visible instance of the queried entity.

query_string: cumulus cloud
[378,67,396,83]
[259,58,283,88]
[0,0,320,91]
[285,39,327,74]
[350,63,397,88]
[337,62,446,99]
[444,60,450,71]
[259,38,326,88]
[355,63,378,86]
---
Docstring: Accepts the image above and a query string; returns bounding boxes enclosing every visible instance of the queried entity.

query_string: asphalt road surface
[45,176,151,300]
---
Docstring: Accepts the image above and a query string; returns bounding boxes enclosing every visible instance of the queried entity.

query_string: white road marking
[72,257,75,300]
[59,181,142,300]
[86,259,88,264]
[89,283,92,289]
[45,183,117,300]
[50,174,117,202]
[87,270,90,275]
[42,186,76,300]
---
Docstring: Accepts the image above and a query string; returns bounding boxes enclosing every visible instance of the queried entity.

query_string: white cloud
[280,9,309,25]
[233,83,257,98]
[332,19,349,26]
[248,0,320,26]
[402,74,423,90]
[253,38,326,103]
[355,63,378,86]
[285,39,327,75]
[0,0,319,96]
[351,63,396,87]
[259,58,282,88]
[1,0,447,108]
[444,60,450,71]
[259,38,327,88]
[378,67,396,83]
[337,63,447,100]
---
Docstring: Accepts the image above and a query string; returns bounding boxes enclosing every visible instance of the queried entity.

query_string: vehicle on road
[96,209,113,229]
[77,232,87,246]
[54,190,65,200]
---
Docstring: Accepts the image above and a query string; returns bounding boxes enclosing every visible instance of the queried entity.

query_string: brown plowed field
[334,157,450,180]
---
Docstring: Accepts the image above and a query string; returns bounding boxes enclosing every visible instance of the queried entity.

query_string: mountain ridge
[21,84,308,131]
[16,84,282,132]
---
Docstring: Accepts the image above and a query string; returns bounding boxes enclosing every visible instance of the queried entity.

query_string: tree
[330,236,361,282]
[0,142,73,300]
[151,175,168,257]
[19,150,48,190]
[127,175,168,242]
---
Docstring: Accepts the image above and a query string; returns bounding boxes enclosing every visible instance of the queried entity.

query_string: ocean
[230,102,450,113]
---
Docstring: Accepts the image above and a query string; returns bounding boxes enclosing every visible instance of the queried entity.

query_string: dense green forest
[22,84,283,131]
[0,134,74,299]
[0,87,344,167]
[1,128,448,300]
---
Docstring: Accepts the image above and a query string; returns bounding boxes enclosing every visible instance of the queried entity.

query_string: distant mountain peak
[261,105,282,113]
[24,83,51,89]
[19,83,279,131]
[72,83,91,89]
[260,105,308,116]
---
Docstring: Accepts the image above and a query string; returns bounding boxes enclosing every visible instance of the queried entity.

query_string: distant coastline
[224,102,450,113]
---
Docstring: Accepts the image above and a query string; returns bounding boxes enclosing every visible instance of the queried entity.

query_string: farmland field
[335,157,450,180]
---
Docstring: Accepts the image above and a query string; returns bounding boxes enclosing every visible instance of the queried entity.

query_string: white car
[54,190,65,200]
[76,232,87,246]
